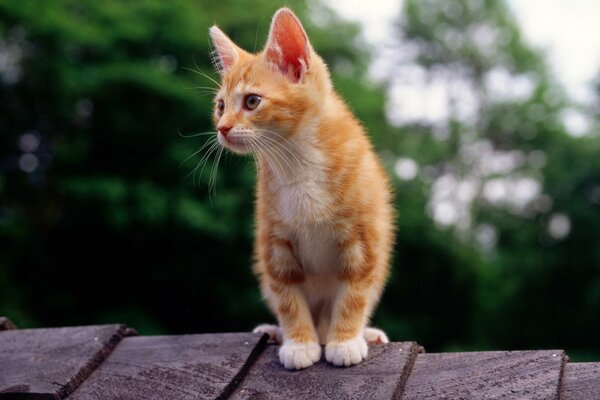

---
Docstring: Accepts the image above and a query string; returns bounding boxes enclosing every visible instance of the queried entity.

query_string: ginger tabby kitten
[209,8,394,369]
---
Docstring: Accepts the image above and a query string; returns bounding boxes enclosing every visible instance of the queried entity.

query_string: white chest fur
[268,133,333,226]
[266,135,339,268]
[263,134,342,342]
[276,179,330,227]
[292,221,338,273]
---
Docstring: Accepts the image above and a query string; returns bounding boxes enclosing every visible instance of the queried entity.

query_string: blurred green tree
[387,0,600,358]
[0,0,388,335]
[0,0,598,362]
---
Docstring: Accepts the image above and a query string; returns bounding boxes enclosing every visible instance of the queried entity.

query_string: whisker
[256,133,303,167]
[189,85,219,92]
[184,65,221,88]
[253,136,294,181]
[197,141,221,178]
[180,141,212,167]
[252,134,304,182]
[180,136,217,166]
[260,138,295,172]
[186,140,220,183]
[247,136,277,176]
[270,145,302,182]
[209,145,225,198]
[195,93,219,99]
[178,129,217,138]
[188,89,219,96]
[253,128,305,168]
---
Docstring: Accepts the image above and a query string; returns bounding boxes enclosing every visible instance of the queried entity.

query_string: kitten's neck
[256,121,323,186]
[256,96,346,186]
[257,137,314,186]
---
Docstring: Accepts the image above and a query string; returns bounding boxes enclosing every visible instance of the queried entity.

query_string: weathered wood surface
[0,324,132,399]
[68,332,268,400]
[1,320,598,400]
[560,362,600,400]
[0,317,17,331]
[401,350,566,400]
[231,342,422,400]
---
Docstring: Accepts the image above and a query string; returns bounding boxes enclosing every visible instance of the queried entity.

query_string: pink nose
[218,125,232,137]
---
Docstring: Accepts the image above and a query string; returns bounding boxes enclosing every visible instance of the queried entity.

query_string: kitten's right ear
[265,8,311,83]
[209,25,240,74]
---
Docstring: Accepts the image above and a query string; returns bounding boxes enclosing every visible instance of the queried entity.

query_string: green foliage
[0,0,383,335]
[392,0,600,358]
[0,0,598,361]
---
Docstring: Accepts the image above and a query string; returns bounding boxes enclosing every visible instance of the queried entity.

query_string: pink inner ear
[219,51,236,71]
[267,12,309,81]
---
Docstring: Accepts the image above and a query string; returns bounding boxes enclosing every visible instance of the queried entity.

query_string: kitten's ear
[209,25,241,74]
[265,8,311,83]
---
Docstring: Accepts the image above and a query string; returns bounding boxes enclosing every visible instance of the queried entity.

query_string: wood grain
[560,362,600,400]
[401,350,566,400]
[68,332,268,400]
[0,324,131,399]
[1,321,596,399]
[231,342,422,400]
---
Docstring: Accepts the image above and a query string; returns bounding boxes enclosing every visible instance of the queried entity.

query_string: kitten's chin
[217,132,253,155]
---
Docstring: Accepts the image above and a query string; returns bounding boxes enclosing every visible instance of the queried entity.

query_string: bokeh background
[1,0,599,360]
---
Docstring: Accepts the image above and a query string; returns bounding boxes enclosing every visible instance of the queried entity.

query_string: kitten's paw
[325,335,368,367]
[279,340,321,370]
[363,327,389,344]
[253,324,282,344]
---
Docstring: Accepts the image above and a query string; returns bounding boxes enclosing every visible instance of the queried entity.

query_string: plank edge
[56,325,137,399]
[217,333,269,400]
[393,343,424,400]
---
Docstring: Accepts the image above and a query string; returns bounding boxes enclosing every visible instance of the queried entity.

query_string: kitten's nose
[218,125,232,137]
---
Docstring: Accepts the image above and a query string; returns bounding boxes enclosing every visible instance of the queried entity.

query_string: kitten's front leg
[271,283,321,369]
[325,236,376,367]
[263,235,321,370]
[325,283,369,366]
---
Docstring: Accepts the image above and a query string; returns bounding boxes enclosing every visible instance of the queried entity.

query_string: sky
[508,0,600,105]
[326,0,600,108]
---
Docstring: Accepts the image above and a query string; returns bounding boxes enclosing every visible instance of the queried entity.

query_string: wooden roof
[0,317,598,400]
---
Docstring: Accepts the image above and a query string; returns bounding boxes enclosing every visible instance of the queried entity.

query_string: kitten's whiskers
[252,134,304,183]
[209,145,225,197]
[186,138,220,185]
[185,59,222,89]
[178,129,218,138]
[255,128,306,169]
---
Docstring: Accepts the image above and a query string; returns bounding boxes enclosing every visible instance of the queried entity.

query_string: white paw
[325,335,368,367]
[278,340,322,370]
[253,324,282,344]
[363,327,389,344]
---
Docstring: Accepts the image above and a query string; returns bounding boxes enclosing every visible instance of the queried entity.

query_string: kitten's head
[209,8,330,154]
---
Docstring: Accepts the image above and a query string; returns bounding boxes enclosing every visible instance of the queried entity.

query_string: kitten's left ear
[265,8,311,83]
[209,25,242,74]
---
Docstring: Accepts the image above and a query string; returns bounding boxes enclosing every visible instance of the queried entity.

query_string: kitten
[209,8,394,369]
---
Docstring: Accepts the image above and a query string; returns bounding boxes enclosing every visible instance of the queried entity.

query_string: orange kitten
[209,8,394,369]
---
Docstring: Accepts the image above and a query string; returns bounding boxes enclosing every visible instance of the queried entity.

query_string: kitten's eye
[244,94,262,110]
[216,100,225,116]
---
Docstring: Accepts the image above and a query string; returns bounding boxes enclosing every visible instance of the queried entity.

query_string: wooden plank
[0,317,17,331]
[401,350,566,400]
[230,342,422,400]
[560,362,600,400]
[0,324,132,399]
[68,332,268,400]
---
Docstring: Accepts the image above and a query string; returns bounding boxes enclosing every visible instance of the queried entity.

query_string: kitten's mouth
[217,132,253,154]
